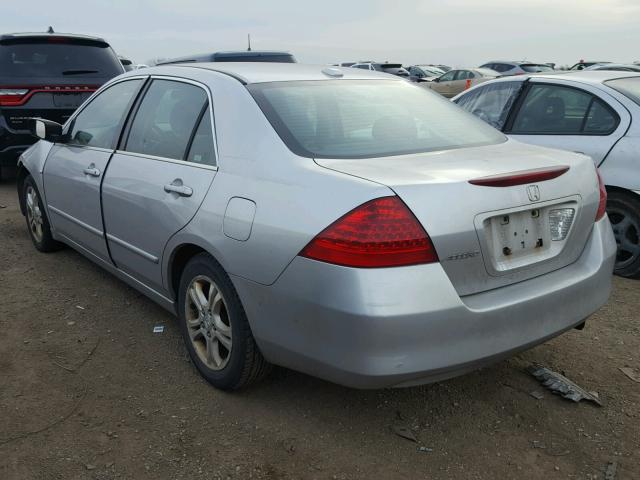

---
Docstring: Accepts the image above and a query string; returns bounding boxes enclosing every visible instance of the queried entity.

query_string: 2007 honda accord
[17,63,616,390]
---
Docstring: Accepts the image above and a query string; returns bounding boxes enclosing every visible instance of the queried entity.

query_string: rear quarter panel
[599,135,640,193]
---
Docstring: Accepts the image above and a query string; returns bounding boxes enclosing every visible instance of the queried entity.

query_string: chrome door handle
[164,183,193,197]
[83,165,101,177]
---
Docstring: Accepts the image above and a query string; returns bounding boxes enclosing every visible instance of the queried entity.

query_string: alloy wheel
[25,185,44,243]
[184,275,232,371]
[609,206,640,270]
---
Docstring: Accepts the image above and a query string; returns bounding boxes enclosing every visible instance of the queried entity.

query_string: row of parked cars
[1,28,638,392]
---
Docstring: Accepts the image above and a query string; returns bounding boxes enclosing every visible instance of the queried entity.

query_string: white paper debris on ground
[153,325,165,334]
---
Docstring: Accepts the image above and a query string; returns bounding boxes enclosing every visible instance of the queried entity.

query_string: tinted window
[494,64,513,73]
[605,77,640,106]
[126,80,207,160]
[68,79,142,149]
[0,38,122,78]
[455,81,522,129]
[249,80,506,159]
[186,111,216,166]
[511,84,617,135]
[521,64,554,72]
[584,99,618,134]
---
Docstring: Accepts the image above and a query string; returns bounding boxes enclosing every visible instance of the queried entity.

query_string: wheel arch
[165,241,230,302]
[16,161,31,216]
[605,184,640,200]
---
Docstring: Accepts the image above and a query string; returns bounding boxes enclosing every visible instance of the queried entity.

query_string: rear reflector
[469,166,570,187]
[300,196,438,268]
[595,170,607,221]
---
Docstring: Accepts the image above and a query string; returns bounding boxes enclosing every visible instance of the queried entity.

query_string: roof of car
[483,60,547,65]
[149,62,401,84]
[530,70,640,84]
[0,31,107,43]
[474,70,640,86]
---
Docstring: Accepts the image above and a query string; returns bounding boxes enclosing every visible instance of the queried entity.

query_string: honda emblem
[527,185,540,202]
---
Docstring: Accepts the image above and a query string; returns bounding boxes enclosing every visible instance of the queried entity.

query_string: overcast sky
[2,0,639,67]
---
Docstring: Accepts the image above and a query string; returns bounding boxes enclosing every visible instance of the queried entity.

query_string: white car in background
[454,71,640,277]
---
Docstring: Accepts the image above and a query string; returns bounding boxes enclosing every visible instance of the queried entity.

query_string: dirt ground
[0,178,638,480]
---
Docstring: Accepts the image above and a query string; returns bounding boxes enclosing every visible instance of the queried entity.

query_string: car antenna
[47,26,54,34]
[247,33,251,51]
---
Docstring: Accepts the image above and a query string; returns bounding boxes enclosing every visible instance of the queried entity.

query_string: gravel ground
[0,179,638,480]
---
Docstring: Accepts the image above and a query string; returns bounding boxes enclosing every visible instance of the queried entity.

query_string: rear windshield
[521,64,554,72]
[249,80,506,159]
[0,38,122,77]
[605,77,640,106]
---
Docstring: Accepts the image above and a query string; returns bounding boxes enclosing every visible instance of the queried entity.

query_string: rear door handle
[83,164,101,177]
[164,181,193,197]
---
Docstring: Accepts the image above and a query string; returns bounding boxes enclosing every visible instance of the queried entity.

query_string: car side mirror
[29,118,64,142]
[433,77,440,83]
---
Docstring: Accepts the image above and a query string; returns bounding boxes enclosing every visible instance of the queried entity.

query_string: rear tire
[22,175,63,253]
[607,190,640,278]
[177,253,271,390]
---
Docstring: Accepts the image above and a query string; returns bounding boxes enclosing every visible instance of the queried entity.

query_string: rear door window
[186,111,216,166]
[125,79,208,160]
[455,81,522,129]
[0,38,122,78]
[68,79,143,149]
[510,84,619,135]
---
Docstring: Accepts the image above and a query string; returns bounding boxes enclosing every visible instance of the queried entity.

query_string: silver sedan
[17,64,616,390]
[453,71,640,277]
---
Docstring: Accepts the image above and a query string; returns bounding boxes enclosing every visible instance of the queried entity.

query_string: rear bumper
[232,218,616,388]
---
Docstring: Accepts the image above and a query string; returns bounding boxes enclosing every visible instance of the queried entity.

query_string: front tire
[177,253,270,390]
[608,190,640,278]
[22,175,63,252]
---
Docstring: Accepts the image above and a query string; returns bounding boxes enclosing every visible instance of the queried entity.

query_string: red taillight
[469,166,570,187]
[0,85,98,106]
[300,196,438,268]
[596,170,607,221]
[0,88,29,106]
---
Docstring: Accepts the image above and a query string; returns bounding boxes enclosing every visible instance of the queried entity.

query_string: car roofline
[0,32,108,43]
[144,63,405,85]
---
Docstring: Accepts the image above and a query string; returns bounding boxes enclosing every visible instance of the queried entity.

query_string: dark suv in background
[0,31,123,178]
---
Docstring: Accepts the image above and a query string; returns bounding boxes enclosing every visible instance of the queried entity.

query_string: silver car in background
[17,64,615,390]
[479,61,554,76]
[454,71,640,277]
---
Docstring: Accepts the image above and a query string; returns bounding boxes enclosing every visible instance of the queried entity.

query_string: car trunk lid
[315,141,600,296]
